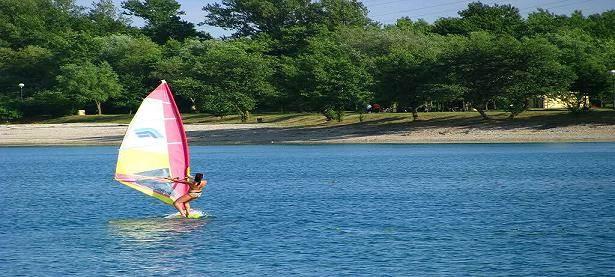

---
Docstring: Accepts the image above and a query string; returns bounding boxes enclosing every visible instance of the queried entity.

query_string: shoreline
[1,122,614,146]
[2,141,615,148]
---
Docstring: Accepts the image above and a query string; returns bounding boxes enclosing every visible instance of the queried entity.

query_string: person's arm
[185,176,196,187]
[164,177,192,185]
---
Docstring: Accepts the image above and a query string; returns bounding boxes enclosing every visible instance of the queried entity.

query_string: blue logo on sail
[134,128,163,139]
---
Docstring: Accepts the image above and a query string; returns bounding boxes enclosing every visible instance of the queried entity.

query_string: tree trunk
[476,107,490,120]
[508,99,530,119]
[189,97,196,111]
[240,110,250,123]
[335,109,344,122]
[96,101,102,115]
[411,107,419,121]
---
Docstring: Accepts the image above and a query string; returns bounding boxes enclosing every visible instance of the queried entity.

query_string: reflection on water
[106,216,213,275]
[107,216,210,243]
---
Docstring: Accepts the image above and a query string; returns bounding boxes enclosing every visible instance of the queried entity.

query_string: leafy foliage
[56,61,122,114]
[155,39,274,121]
[203,0,370,39]
[372,29,453,119]
[442,32,572,119]
[0,96,22,121]
[123,0,207,43]
[433,2,525,37]
[0,0,613,122]
[282,33,372,118]
[546,29,610,111]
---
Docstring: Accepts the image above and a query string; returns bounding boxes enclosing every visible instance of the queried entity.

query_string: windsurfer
[169,173,207,217]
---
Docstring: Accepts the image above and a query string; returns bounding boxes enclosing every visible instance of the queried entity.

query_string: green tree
[122,0,206,43]
[155,39,274,121]
[97,34,162,112]
[56,61,122,114]
[203,0,311,38]
[499,37,574,118]
[526,9,569,36]
[527,9,615,39]
[153,54,199,111]
[87,0,133,36]
[372,30,455,120]
[309,0,371,30]
[0,0,83,49]
[433,2,525,38]
[546,29,610,111]
[21,90,74,117]
[600,39,615,107]
[443,32,574,119]
[442,32,520,119]
[390,17,432,33]
[287,34,372,120]
[0,46,56,96]
[586,10,615,40]
[0,96,22,121]
[203,0,371,56]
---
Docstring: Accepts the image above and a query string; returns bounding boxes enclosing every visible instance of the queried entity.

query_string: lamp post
[610,70,615,110]
[18,83,24,101]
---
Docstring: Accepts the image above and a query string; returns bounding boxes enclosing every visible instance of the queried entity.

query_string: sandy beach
[1,122,614,146]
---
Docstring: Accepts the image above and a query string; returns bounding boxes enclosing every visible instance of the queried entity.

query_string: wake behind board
[165,209,206,219]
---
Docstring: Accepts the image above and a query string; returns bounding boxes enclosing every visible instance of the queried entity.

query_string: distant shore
[1,122,614,146]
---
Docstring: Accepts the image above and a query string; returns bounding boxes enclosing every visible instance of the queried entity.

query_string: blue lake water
[1,143,614,275]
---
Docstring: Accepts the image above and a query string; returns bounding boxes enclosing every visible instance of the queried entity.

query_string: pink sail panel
[147,81,191,198]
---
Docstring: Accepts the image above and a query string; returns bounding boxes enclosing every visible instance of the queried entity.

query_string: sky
[76,0,615,38]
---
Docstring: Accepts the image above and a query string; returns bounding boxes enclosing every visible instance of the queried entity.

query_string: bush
[0,96,22,121]
[0,106,22,121]
[322,107,336,121]
[334,110,344,122]
[321,107,345,122]
[21,90,74,117]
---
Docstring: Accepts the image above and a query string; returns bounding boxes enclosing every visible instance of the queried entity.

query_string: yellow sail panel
[116,149,169,176]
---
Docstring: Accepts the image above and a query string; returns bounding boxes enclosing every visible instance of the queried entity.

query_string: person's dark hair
[194,173,203,183]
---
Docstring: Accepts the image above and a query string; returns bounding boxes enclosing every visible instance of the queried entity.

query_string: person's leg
[173,194,191,217]
[185,200,192,216]
[173,200,186,217]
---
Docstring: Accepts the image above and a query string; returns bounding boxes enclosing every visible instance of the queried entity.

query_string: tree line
[0,0,613,121]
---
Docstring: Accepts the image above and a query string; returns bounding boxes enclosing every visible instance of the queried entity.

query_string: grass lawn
[20,109,615,128]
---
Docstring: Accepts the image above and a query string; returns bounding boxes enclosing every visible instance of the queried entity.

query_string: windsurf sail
[114,80,190,205]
